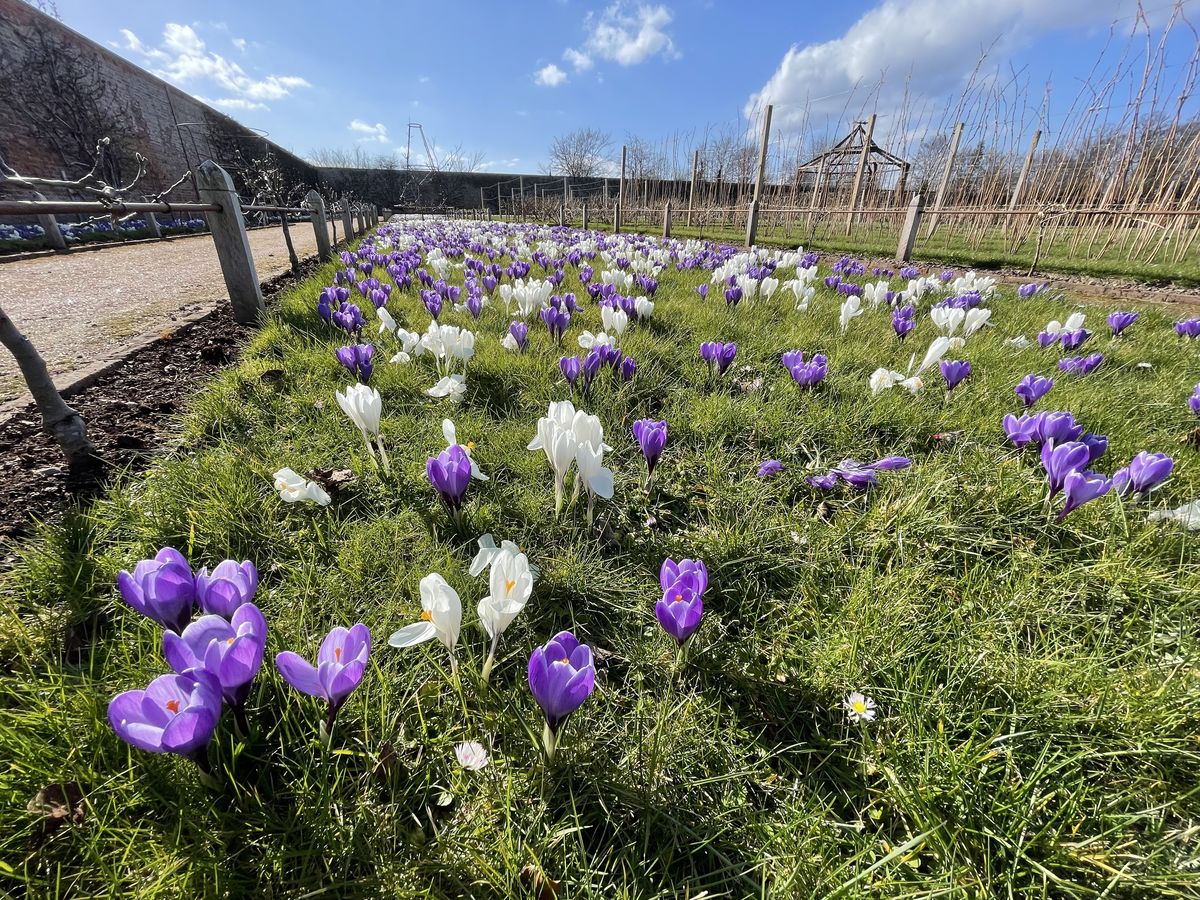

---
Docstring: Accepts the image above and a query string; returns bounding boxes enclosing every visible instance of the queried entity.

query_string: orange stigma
[165,699,180,714]
[505,578,516,595]
[334,647,342,661]
[674,593,684,602]
[560,657,570,665]
[226,637,235,646]
[420,610,433,622]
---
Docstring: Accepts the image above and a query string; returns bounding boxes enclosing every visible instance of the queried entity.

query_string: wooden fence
[0,161,380,323]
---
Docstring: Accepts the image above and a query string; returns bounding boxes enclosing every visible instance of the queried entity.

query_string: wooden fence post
[341,197,354,243]
[615,145,627,234]
[582,201,589,231]
[195,159,264,325]
[845,113,875,236]
[926,121,963,238]
[896,193,924,262]
[686,149,699,227]
[1008,129,1041,212]
[745,104,773,247]
[31,191,67,251]
[559,199,565,226]
[662,200,672,238]
[144,212,163,239]
[306,190,331,260]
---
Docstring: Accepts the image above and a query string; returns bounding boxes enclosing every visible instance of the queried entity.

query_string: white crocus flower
[388,573,462,671]
[336,383,390,473]
[427,374,467,403]
[869,368,906,396]
[574,440,614,525]
[1149,499,1200,530]
[569,409,612,452]
[962,307,992,339]
[737,274,758,301]
[916,336,953,375]
[601,305,629,340]
[442,419,487,480]
[377,306,397,336]
[477,548,534,680]
[839,296,863,334]
[1005,335,1031,349]
[930,306,965,336]
[634,296,655,320]
[528,416,578,514]
[1043,311,1085,337]
[272,468,331,506]
[577,330,613,350]
[862,280,889,309]
[500,332,521,352]
[760,277,779,300]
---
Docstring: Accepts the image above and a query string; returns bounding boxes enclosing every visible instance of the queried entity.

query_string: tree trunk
[0,305,95,463]
[280,215,299,272]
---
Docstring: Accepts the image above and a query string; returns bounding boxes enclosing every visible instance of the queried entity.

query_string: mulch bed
[0,260,321,544]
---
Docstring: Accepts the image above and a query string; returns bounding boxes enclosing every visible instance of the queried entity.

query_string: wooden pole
[306,190,331,260]
[896,193,924,262]
[31,191,67,251]
[745,104,773,246]
[616,145,627,233]
[143,212,162,239]
[582,201,589,231]
[195,160,264,324]
[845,114,876,236]
[892,163,909,207]
[926,121,963,237]
[1008,129,1041,210]
[662,200,672,238]
[686,149,699,227]
[340,196,353,242]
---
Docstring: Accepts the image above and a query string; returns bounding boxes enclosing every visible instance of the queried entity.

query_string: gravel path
[0,225,319,403]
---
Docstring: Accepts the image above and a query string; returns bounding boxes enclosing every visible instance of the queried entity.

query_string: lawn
[2,221,1199,898]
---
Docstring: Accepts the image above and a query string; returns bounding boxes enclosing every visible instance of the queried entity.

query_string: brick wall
[0,0,317,210]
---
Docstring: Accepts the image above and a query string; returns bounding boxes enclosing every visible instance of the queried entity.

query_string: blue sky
[50,0,1200,173]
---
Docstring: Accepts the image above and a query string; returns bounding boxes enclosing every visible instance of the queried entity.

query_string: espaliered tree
[0,138,149,463]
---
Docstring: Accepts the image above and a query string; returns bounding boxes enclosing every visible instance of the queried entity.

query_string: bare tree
[0,139,151,463]
[547,128,612,178]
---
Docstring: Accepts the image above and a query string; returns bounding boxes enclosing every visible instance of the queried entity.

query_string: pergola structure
[797,121,910,207]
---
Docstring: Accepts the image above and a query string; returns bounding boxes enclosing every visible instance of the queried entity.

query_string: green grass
[562,216,1200,286]
[2,226,1200,898]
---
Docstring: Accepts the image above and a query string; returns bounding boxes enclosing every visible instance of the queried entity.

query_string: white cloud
[581,2,678,66]
[117,23,310,110]
[349,119,389,143]
[563,47,593,71]
[200,96,267,112]
[419,75,431,84]
[232,37,247,52]
[535,63,569,87]
[746,0,1131,132]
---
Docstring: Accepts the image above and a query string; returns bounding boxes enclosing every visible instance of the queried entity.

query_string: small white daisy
[454,741,490,771]
[843,691,877,724]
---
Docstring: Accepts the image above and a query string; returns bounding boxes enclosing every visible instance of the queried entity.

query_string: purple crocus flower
[509,321,529,352]
[1041,440,1092,498]
[465,293,483,319]
[164,603,266,726]
[870,456,912,470]
[1017,283,1042,299]
[427,444,472,516]
[632,418,668,478]
[560,355,581,386]
[620,355,637,382]
[832,460,878,488]
[655,582,703,646]
[1036,331,1058,349]
[899,266,920,279]
[1175,318,1200,338]
[1032,411,1084,446]
[108,670,222,766]
[757,459,783,478]
[807,473,839,490]
[1014,374,1053,407]
[1190,384,1200,417]
[335,343,374,382]
[660,558,708,599]
[1058,470,1113,520]
[1059,353,1104,375]
[1107,311,1138,336]
[725,286,743,306]
[540,306,570,343]
[696,284,709,300]
[481,274,498,295]
[275,624,371,731]
[422,290,443,320]
[892,307,916,340]
[1059,329,1090,351]
[331,302,365,336]
[1079,432,1108,464]
[700,341,737,375]
[527,630,595,757]
[782,351,829,388]
[940,360,971,391]
[195,560,259,619]
[1002,412,1040,448]
[1112,451,1174,496]
[582,349,603,388]
[117,547,196,632]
